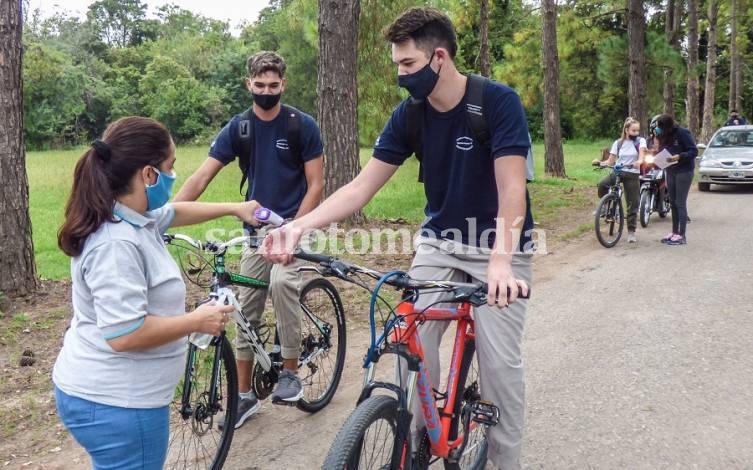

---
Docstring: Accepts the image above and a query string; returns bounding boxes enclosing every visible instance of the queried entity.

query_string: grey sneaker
[218,393,260,430]
[627,231,637,243]
[271,369,303,403]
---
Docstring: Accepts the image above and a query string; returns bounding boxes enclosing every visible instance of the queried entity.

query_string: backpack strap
[405,97,425,181]
[282,104,303,167]
[237,108,254,195]
[465,74,490,149]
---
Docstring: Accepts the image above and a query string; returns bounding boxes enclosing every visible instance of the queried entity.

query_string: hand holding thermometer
[254,207,285,227]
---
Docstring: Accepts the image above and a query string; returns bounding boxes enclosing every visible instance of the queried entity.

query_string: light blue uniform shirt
[53,202,187,408]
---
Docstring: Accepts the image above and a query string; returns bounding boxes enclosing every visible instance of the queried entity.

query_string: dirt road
[22,186,753,469]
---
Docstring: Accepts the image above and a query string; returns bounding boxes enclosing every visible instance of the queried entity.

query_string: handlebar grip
[479,282,531,299]
[294,250,335,264]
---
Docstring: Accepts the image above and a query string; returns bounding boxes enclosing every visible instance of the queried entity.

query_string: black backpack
[406,74,491,182]
[236,104,303,194]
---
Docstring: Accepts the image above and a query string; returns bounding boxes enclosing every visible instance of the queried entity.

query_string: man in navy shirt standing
[724,109,748,126]
[264,8,532,469]
[175,51,324,428]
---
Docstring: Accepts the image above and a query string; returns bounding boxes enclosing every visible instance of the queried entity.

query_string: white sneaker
[627,232,637,243]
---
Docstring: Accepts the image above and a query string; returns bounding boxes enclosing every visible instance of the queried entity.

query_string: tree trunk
[700,0,719,144]
[662,0,681,116]
[627,0,647,128]
[685,0,700,138]
[317,0,364,224]
[479,0,491,78]
[728,0,739,113]
[541,0,565,178]
[0,0,38,296]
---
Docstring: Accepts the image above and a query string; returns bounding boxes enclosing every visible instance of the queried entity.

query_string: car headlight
[700,159,721,168]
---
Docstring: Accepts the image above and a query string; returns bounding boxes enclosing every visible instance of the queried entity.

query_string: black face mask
[628,135,638,141]
[397,52,440,100]
[253,92,281,110]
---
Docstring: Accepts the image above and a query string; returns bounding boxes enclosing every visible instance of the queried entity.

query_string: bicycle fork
[178,339,227,430]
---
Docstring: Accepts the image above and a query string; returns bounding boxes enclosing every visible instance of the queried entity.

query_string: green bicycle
[162,232,346,469]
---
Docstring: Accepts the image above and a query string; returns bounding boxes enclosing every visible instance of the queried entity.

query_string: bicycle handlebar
[293,249,530,301]
[163,233,263,254]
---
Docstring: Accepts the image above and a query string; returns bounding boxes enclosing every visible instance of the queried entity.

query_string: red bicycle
[295,252,528,470]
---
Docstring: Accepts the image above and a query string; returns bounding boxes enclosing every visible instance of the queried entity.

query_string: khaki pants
[235,247,304,360]
[404,237,533,470]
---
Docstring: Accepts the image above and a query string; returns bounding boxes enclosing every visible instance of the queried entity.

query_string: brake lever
[296,266,324,275]
[330,260,352,280]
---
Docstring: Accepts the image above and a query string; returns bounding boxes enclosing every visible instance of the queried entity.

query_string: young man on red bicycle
[264,7,532,469]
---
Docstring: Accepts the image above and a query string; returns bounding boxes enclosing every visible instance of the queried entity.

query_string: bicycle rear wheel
[165,335,238,470]
[444,339,488,470]
[594,194,624,248]
[296,277,347,413]
[321,394,407,469]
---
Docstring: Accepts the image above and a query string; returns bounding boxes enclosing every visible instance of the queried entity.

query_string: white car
[697,125,753,191]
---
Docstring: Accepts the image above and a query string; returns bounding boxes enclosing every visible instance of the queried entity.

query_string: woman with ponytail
[53,116,261,469]
[653,114,698,245]
[596,117,646,243]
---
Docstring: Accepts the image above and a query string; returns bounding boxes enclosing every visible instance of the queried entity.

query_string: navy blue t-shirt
[209,107,323,225]
[373,79,534,251]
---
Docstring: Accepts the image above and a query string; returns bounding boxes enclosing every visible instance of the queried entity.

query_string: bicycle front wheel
[297,277,347,413]
[639,188,652,228]
[165,335,238,470]
[444,339,487,470]
[321,394,407,469]
[594,194,624,248]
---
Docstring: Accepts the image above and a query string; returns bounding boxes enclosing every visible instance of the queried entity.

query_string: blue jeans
[54,386,168,470]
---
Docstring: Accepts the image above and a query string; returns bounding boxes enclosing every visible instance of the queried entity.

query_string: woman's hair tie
[91,139,112,162]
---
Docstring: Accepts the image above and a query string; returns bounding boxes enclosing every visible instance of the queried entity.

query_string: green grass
[27,140,610,279]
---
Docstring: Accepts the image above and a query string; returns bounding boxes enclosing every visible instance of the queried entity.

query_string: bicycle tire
[165,335,238,470]
[658,188,670,217]
[594,194,624,248]
[444,339,488,470]
[321,394,406,469]
[639,189,652,228]
[296,277,347,413]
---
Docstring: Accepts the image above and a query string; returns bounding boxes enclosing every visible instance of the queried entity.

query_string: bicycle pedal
[471,400,500,426]
[271,397,299,407]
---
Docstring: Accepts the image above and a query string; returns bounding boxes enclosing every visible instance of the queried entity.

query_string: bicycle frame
[170,233,334,375]
[358,296,477,463]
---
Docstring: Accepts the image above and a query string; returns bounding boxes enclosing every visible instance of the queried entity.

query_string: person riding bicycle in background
[174,51,325,428]
[596,117,646,243]
[654,114,698,245]
[53,116,260,469]
[263,7,532,470]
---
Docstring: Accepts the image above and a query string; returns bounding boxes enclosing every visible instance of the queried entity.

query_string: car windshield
[710,130,753,147]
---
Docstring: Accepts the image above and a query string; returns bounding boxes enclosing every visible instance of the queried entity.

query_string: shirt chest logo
[276,139,289,150]
[456,136,474,151]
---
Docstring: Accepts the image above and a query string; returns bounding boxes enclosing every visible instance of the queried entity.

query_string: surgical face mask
[397,52,440,100]
[252,92,281,110]
[655,127,663,136]
[145,167,176,211]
